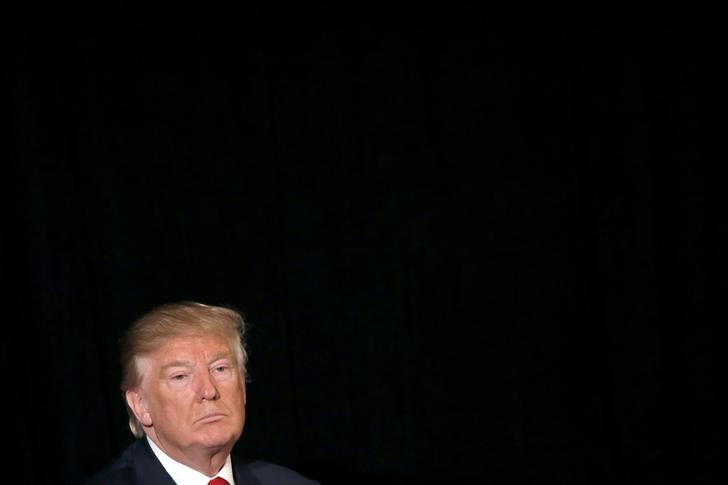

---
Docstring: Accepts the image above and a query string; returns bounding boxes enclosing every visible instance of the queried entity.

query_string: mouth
[195,413,226,424]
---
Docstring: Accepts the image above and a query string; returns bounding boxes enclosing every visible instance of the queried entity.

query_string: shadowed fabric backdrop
[4,3,724,485]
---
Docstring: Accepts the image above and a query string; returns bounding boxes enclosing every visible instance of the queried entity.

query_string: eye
[212,364,233,378]
[164,366,193,388]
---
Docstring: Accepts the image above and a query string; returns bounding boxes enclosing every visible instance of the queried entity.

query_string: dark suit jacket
[84,438,320,485]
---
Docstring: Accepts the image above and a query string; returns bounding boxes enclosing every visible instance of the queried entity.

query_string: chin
[197,427,240,449]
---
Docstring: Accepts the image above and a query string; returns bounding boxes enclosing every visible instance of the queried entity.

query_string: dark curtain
[5,3,723,485]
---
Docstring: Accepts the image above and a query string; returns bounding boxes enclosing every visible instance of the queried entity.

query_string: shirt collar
[147,435,236,485]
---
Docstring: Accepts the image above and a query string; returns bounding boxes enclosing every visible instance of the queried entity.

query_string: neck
[146,432,231,477]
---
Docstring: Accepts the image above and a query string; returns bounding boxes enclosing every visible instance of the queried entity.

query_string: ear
[126,389,153,427]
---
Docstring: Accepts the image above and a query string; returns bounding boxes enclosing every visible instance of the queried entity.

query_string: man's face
[127,333,246,460]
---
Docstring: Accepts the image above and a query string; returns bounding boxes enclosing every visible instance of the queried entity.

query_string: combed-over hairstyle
[119,301,249,438]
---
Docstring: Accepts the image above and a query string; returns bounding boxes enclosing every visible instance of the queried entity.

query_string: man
[85,301,319,485]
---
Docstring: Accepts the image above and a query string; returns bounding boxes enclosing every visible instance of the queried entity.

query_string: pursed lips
[195,412,228,424]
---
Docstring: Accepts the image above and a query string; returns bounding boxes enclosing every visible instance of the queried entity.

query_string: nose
[197,371,220,401]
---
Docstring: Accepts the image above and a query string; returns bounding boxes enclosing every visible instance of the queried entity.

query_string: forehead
[148,334,232,364]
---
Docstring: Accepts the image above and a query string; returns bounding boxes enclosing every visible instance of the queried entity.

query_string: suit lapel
[232,458,263,485]
[131,438,178,485]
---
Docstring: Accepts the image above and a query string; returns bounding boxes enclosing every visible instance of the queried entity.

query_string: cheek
[226,383,246,407]
[154,388,196,414]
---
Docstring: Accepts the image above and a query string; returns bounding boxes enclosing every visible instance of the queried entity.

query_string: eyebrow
[160,360,193,372]
[208,351,233,363]
[160,352,233,372]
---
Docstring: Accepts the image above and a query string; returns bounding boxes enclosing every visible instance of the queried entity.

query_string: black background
[4,3,724,484]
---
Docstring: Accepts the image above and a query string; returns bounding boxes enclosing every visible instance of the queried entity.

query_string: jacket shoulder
[82,439,172,485]
[84,466,134,485]
[83,442,138,485]
[244,460,320,485]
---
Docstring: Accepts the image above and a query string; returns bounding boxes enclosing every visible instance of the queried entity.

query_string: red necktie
[208,478,230,485]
